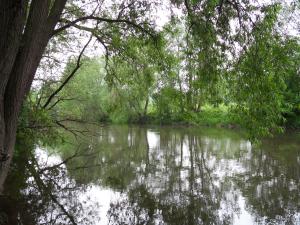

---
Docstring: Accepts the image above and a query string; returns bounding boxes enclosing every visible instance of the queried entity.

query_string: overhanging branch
[42,36,93,109]
[52,15,155,38]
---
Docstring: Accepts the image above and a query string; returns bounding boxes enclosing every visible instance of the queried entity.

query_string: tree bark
[0,0,67,193]
[0,0,29,193]
[0,0,27,164]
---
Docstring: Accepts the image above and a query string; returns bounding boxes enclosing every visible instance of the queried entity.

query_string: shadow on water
[0,125,299,225]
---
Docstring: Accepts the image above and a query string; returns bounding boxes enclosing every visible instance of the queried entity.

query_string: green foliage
[51,21,300,140]
[33,1,299,140]
[104,34,168,122]
[229,6,300,139]
[57,57,111,122]
[281,39,300,128]
[190,104,236,127]
[152,87,184,122]
[17,94,61,148]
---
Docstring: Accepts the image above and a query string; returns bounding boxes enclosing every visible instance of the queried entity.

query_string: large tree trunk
[0,0,28,193]
[0,0,27,165]
[0,0,67,193]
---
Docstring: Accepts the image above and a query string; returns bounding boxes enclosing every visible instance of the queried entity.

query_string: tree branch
[42,36,92,109]
[52,15,155,38]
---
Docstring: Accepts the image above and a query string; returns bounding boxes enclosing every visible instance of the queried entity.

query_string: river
[1,125,299,225]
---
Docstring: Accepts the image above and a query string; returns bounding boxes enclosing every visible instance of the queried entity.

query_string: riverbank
[115,104,240,129]
[114,104,300,135]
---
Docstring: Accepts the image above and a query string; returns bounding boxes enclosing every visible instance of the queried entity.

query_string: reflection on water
[1,125,300,225]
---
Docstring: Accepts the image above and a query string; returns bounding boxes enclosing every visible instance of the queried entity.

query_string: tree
[230,5,300,138]
[106,35,166,122]
[0,0,68,192]
[0,0,159,192]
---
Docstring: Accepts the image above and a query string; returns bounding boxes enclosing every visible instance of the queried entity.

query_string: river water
[1,125,300,225]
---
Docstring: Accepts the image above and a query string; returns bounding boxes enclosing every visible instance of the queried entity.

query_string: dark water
[1,125,300,225]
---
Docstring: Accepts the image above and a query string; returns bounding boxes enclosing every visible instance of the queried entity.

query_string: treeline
[22,6,300,140]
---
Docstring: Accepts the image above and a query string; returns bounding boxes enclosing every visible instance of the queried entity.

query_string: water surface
[1,125,300,225]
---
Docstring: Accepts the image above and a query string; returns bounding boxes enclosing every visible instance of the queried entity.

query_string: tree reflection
[234,135,300,224]
[82,126,298,225]
[0,140,99,225]
[1,126,299,225]
[105,127,249,225]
